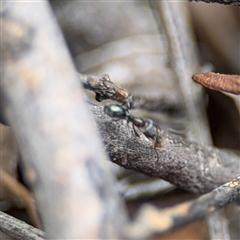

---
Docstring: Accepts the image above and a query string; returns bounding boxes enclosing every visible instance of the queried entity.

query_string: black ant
[104,104,161,159]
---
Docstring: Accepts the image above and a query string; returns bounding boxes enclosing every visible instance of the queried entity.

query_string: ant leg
[121,101,128,108]
[132,124,140,138]
[121,101,131,111]
[156,125,162,147]
[121,96,133,110]
[154,125,161,163]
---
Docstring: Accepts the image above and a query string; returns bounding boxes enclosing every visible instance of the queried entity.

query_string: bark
[189,0,240,5]
[91,103,240,194]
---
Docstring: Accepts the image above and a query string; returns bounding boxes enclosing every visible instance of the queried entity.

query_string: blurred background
[1,1,239,239]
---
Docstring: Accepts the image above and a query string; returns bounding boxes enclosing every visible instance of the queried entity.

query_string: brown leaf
[192,72,240,95]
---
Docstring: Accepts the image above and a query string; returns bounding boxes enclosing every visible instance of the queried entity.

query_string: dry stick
[80,73,130,103]
[127,175,240,239]
[118,178,176,201]
[188,0,240,5]
[91,103,240,194]
[192,72,240,95]
[191,46,240,240]
[1,173,238,240]
[191,72,240,238]
[0,211,45,240]
[80,73,177,111]
[154,2,232,239]
[155,1,211,144]
[1,2,127,239]
[0,168,42,229]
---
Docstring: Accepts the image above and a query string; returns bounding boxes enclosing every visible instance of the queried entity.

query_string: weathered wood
[1,2,127,239]
[91,103,240,194]
[189,0,240,5]
[0,211,45,240]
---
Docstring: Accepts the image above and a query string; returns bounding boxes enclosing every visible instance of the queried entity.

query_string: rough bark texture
[91,103,240,194]
[0,211,45,240]
[189,0,240,5]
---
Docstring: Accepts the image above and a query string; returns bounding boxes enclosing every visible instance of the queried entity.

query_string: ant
[104,104,161,158]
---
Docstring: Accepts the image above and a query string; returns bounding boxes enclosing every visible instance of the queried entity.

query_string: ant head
[104,104,128,119]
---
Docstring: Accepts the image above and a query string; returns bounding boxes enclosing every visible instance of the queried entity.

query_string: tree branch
[0,211,45,240]
[80,73,184,113]
[188,0,240,5]
[91,103,240,194]
[127,175,240,238]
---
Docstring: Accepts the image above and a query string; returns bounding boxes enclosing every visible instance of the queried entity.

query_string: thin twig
[127,175,240,238]
[188,0,240,5]
[153,1,210,144]
[117,178,175,201]
[206,210,231,240]
[80,73,184,113]
[151,2,231,238]
[192,72,240,95]
[0,211,45,240]
[80,73,130,103]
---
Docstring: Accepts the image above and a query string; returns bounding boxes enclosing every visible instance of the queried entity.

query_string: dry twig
[151,2,234,238]
[80,73,183,112]
[0,211,45,240]
[192,72,240,95]
[188,0,240,5]
[153,1,210,144]
[1,174,239,240]
[127,175,240,238]
[80,73,130,103]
